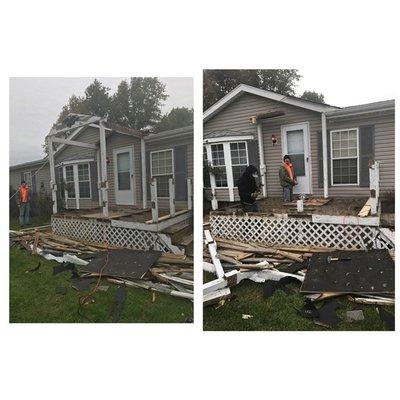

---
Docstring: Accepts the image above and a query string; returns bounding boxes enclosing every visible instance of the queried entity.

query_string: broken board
[300,250,394,294]
[81,249,162,279]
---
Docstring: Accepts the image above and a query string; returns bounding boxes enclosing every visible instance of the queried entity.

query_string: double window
[331,128,359,185]
[207,141,249,188]
[151,149,174,197]
[23,171,32,186]
[61,163,91,199]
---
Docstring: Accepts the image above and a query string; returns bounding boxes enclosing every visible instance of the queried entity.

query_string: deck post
[169,178,176,217]
[99,120,109,217]
[141,138,147,209]
[321,113,329,198]
[150,177,158,223]
[96,148,102,206]
[369,160,380,215]
[256,122,267,197]
[47,136,58,214]
[187,178,192,210]
[211,187,218,210]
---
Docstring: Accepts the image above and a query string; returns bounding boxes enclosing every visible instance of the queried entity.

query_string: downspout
[257,122,267,197]
[321,113,329,198]
[141,138,147,209]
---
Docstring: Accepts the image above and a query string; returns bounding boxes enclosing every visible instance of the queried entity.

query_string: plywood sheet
[300,250,394,294]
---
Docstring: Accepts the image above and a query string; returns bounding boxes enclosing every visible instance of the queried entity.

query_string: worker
[17,180,30,227]
[237,165,260,212]
[279,155,297,202]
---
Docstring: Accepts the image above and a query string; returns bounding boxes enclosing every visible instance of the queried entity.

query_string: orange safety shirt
[19,186,29,203]
[282,162,295,181]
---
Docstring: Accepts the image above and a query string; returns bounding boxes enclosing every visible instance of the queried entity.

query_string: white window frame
[23,171,32,186]
[150,149,175,199]
[62,162,92,208]
[205,141,250,201]
[77,163,92,200]
[330,127,360,186]
[210,143,229,189]
[230,141,249,187]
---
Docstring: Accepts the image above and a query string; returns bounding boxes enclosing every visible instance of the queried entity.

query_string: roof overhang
[326,99,395,119]
[145,125,193,143]
[203,84,338,123]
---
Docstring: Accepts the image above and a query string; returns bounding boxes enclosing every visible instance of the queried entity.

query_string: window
[78,164,91,198]
[151,149,174,197]
[331,128,359,185]
[65,165,75,198]
[116,152,131,190]
[211,143,228,187]
[23,171,32,186]
[230,142,248,186]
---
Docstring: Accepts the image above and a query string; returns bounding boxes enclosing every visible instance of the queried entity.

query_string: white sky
[9,77,193,165]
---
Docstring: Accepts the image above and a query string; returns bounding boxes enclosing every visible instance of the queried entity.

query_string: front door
[281,123,311,194]
[114,147,135,205]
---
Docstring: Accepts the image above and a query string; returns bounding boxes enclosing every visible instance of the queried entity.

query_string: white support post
[141,138,147,209]
[211,187,218,210]
[321,113,329,198]
[99,120,109,217]
[187,178,192,210]
[257,122,267,197]
[96,149,102,206]
[150,177,158,223]
[369,160,380,215]
[47,137,58,214]
[205,144,218,210]
[169,178,176,217]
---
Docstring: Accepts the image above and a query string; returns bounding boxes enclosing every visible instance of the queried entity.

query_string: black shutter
[247,140,259,171]
[317,130,331,188]
[359,125,375,187]
[174,145,187,201]
[90,162,98,201]
[146,150,151,199]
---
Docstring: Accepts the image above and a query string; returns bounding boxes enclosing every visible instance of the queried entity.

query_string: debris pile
[203,230,395,329]
[10,229,193,301]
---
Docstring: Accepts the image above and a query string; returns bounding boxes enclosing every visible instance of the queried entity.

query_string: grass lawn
[203,272,393,331]
[10,215,51,231]
[9,216,193,323]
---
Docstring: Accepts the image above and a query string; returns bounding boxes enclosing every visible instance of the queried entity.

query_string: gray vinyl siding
[204,93,395,199]
[9,163,51,194]
[106,133,142,207]
[146,134,193,210]
[320,111,395,197]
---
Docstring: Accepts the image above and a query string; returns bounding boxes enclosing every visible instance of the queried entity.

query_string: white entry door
[281,123,311,194]
[114,147,135,205]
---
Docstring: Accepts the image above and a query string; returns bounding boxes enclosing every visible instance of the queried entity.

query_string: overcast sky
[9,77,193,165]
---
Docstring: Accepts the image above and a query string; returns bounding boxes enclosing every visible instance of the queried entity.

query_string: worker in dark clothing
[279,155,297,202]
[17,180,31,227]
[237,165,260,212]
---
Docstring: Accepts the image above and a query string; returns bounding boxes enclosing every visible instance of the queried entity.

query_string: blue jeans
[19,202,30,226]
[283,186,293,202]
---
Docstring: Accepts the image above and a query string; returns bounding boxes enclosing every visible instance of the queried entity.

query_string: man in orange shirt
[17,180,31,227]
[279,155,297,202]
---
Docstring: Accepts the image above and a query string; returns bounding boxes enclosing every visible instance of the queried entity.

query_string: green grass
[203,272,393,331]
[9,246,193,323]
[10,215,51,231]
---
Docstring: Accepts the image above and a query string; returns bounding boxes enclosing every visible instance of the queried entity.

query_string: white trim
[257,122,267,197]
[141,139,147,209]
[281,122,312,194]
[113,146,136,206]
[56,158,94,167]
[209,142,228,189]
[77,163,92,200]
[203,84,337,122]
[330,127,360,187]
[73,165,80,209]
[203,135,254,143]
[321,113,329,198]
[312,214,380,226]
[150,148,175,199]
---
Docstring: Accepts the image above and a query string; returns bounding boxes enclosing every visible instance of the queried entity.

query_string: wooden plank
[145,209,188,224]
[312,214,379,226]
[358,198,373,217]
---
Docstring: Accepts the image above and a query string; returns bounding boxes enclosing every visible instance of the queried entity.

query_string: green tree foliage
[156,107,193,131]
[300,90,325,103]
[56,94,88,124]
[83,79,111,117]
[203,69,302,110]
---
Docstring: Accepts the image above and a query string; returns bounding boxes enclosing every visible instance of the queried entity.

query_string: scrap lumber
[204,230,225,279]
[358,198,372,217]
[145,209,188,224]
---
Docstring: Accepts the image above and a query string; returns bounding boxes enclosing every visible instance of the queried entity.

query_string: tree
[55,94,88,124]
[83,79,111,117]
[203,69,301,110]
[300,90,325,103]
[157,107,193,131]
[111,77,168,130]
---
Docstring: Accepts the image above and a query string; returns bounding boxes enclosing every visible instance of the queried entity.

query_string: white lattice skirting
[52,217,171,252]
[210,214,394,250]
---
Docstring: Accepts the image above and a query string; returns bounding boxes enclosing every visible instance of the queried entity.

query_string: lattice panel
[52,217,170,252]
[210,214,394,250]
